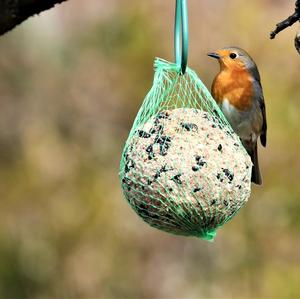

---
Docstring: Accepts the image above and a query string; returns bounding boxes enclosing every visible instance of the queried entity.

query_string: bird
[208,47,267,185]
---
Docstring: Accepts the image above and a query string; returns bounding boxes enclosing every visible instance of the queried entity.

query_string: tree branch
[0,0,68,36]
[270,0,300,54]
[270,10,299,39]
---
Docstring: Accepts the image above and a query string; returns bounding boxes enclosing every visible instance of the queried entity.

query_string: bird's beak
[207,52,220,59]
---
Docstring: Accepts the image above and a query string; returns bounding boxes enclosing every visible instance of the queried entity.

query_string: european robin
[208,47,267,185]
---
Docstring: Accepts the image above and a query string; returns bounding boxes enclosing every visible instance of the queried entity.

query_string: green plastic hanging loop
[174,0,189,75]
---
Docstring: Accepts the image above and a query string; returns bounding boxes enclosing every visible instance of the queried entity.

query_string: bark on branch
[270,0,300,54]
[0,0,68,36]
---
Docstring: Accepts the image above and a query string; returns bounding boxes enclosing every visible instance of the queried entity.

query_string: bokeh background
[0,0,299,298]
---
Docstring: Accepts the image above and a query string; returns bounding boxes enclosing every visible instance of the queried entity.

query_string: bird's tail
[250,142,262,185]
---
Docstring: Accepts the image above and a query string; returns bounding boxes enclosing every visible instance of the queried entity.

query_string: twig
[270,0,300,39]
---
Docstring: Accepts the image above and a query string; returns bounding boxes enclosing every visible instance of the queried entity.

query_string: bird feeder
[119,0,252,240]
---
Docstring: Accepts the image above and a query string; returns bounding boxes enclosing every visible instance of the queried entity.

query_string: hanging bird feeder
[119,0,252,241]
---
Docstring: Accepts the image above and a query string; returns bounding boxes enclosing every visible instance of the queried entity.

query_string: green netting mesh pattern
[120,58,252,241]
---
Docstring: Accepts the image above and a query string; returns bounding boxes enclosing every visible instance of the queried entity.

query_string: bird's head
[208,47,255,72]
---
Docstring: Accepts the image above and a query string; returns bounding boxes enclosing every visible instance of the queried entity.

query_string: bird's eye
[230,53,237,59]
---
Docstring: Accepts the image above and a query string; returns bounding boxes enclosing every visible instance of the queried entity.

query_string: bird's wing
[251,65,267,147]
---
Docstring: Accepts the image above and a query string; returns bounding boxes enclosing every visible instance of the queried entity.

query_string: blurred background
[0,0,299,298]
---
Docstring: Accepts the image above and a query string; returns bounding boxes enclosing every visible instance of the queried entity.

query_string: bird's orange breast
[212,69,254,111]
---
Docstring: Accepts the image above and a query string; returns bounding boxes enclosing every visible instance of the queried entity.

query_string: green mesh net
[120,58,252,241]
